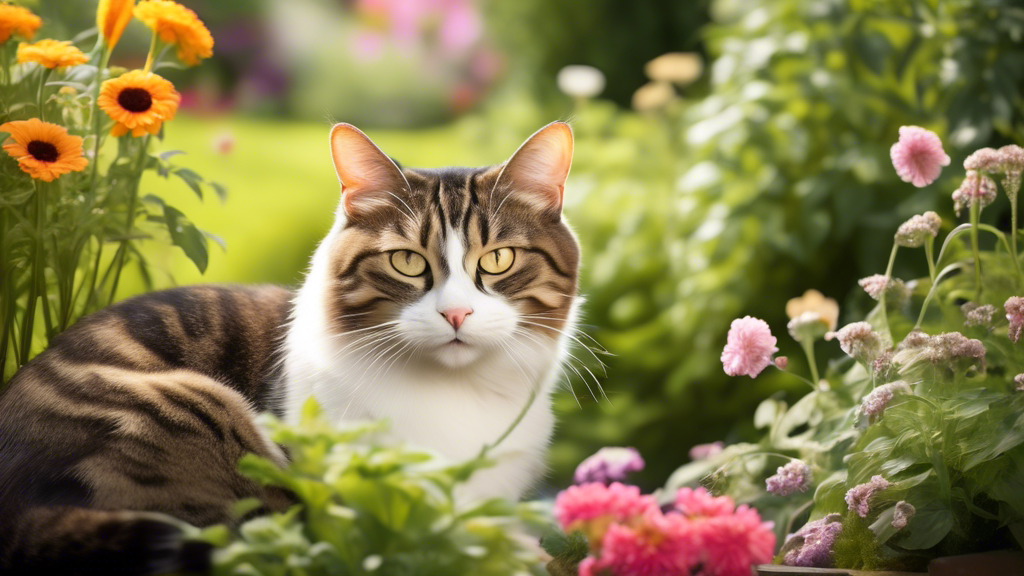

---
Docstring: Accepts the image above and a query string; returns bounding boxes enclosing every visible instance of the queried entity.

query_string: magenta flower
[782,514,843,567]
[689,441,724,460]
[673,486,735,518]
[552,482,656,540]
[890,126,950,187]
[845,475,890,518]
[721,316,778,378]
[700,504,777,576]
[766,460,812,496]
[1006,296,1024,343]
[574,447,645,485]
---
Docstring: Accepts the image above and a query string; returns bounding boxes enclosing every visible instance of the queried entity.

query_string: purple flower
[574,447,645,485]
[858,274,909,304]
[964,147,1003,171]
[1000,145,1024,198]
[890,126,950,187]
[845,475,890,518]
[766,460,812,496]
[721,316,778,378]
[892,501,915,530]
[1015,374,1024,392]
[952,171,997,216]
[860,382,911,417]
[782,513,843,568]
[895,331,986,372]
[1006,296,1024,343]
[689,441,724,460]
[962,302,996,327]
[894,211,942,248]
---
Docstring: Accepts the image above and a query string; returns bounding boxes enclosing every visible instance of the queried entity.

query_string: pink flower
[689,441,724,461]
[892,501,915,530]
[860,381,911,417]
[829,322,882,363]
[553,482,657,542]
[1015,373,1024,392]
[774,356,789,370]
[721,316,778,378]
[952,171,997,216]
[964,147,1002,171]
[783,514,843,567]
[1006,296,1024,343]
[700,504,777,576]
[890,126,950,187]
[766,460,811,496]
[894,211,941,248]
[674,486,735,518]
[586,509,701,576]
[845,475,890,517]
[574,447,645,485]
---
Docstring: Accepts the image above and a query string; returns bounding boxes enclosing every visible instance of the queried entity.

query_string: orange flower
[97,0,135,51]
[16,39,88,69]
[97,70,180,137]
[0,4,41,44]
[1,119,88,182]
[133,0,213,66]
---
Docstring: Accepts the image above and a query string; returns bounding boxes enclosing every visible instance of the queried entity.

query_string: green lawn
[128,115,497,294]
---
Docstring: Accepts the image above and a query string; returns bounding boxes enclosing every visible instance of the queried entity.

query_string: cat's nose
[441,307,473,331]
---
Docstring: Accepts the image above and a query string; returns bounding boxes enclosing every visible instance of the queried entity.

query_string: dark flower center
[27,140,59,163]
[118,87,153,112]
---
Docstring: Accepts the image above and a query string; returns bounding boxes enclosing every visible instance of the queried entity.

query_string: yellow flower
[98,69,180,137]
[134,0,213,66]
[16,39,88,69]
[97,0,135,51]
[785,289,839,331]
[0,4,41,44]
[0,118,88,182]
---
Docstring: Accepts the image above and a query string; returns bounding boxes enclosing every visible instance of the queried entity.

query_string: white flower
[557,65,606,99]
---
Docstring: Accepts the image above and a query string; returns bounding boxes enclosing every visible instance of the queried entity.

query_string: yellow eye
[479,247,515,275]
[390,250,427,277]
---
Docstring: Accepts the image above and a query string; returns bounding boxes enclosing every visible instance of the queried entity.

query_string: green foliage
[0,26,220,384]
[196,398,549,576]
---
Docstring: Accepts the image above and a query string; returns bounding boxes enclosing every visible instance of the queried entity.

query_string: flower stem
[1012,188,1022,288]
[800,338,820,386]
[969,202,982,301]
[143,33,159,73]
[36,68,51,122]
[924,236,936,283]
[878,244,899,343]
[108,136,150,303]
[86,47,112,194]
[479,388,538,458]
[19,180,47,366]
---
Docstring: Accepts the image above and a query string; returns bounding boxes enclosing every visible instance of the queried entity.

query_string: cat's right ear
[329,123,411,217]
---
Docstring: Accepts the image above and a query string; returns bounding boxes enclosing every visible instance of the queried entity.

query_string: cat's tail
[0,506,212,575]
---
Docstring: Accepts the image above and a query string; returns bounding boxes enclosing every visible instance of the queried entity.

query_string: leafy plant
[0,2,223,384]
[666,137,1024,568]
[194,397,551,576]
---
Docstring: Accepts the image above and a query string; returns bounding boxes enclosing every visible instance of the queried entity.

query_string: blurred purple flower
[574,447,645,485]
[689,441,724,460]
[860,381,911,417]
[1006,296,1024,343]
[892,501,915,530]
[766,460,811,496]
[783,514,843,568]
[845,475,890,518]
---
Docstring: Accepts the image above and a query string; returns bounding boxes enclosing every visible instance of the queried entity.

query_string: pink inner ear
[329,123,408,215]
[498,122,574,211]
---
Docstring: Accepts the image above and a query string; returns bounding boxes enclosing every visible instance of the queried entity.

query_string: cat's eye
[479,247,515,275]
[390,250,428,277]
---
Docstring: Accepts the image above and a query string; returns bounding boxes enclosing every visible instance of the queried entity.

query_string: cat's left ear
[330,123,411,218]
[493,121,574,213]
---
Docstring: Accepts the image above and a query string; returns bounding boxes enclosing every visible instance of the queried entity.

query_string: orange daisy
[1,118,88,182]
[133,0,213,66]
[97,70,181,137]
[16,39,88,69]
[0,4,41,44]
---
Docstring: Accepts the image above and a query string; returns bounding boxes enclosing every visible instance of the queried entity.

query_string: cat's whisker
[329,327,403,360]
[515,319,610,371]
[514,328,604,403]
[380,190,419,224]
[508,330,582,407]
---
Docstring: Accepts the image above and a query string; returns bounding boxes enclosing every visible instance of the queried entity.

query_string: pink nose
[441,307,472,331]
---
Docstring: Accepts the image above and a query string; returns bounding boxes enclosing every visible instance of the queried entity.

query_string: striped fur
[0,122,582,572]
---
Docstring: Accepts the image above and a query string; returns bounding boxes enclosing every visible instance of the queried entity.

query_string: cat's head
[316,122,580,370]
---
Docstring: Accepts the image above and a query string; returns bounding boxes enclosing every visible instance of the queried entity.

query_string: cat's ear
[330,123,411,217]
[493,121,574,213]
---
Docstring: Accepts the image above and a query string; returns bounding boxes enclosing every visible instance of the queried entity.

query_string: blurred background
[30,0,1024,491]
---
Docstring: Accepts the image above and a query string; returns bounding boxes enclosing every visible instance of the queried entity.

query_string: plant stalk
[800,338,820,387]
[19,180,47,366]
[969,202,982,300]
[924,236,936,283]
[87,48,112,193]
[108,136,150,302]
[878,244,899,343]
[37,68,51,122]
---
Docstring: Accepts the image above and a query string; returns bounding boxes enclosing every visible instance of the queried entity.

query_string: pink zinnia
[574,447,645,485]
[585,509,700,576]
[721,316,778,378]
[553,482,657,534]
[890,125,950,187]
[700,504,777,576]
[674,486,735,518]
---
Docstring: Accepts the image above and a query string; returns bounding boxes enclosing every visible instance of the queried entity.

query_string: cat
[0,121,581,574]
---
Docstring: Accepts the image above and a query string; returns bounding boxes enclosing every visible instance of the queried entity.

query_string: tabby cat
[0,122,581,574]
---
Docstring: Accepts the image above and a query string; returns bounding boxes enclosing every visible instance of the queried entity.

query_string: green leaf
[162,204,209,273]
[172,168,204,200]
[210,181,229,203]
[897,500,953,549]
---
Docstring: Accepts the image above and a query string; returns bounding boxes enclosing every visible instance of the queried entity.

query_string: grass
[124,114,497,295]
